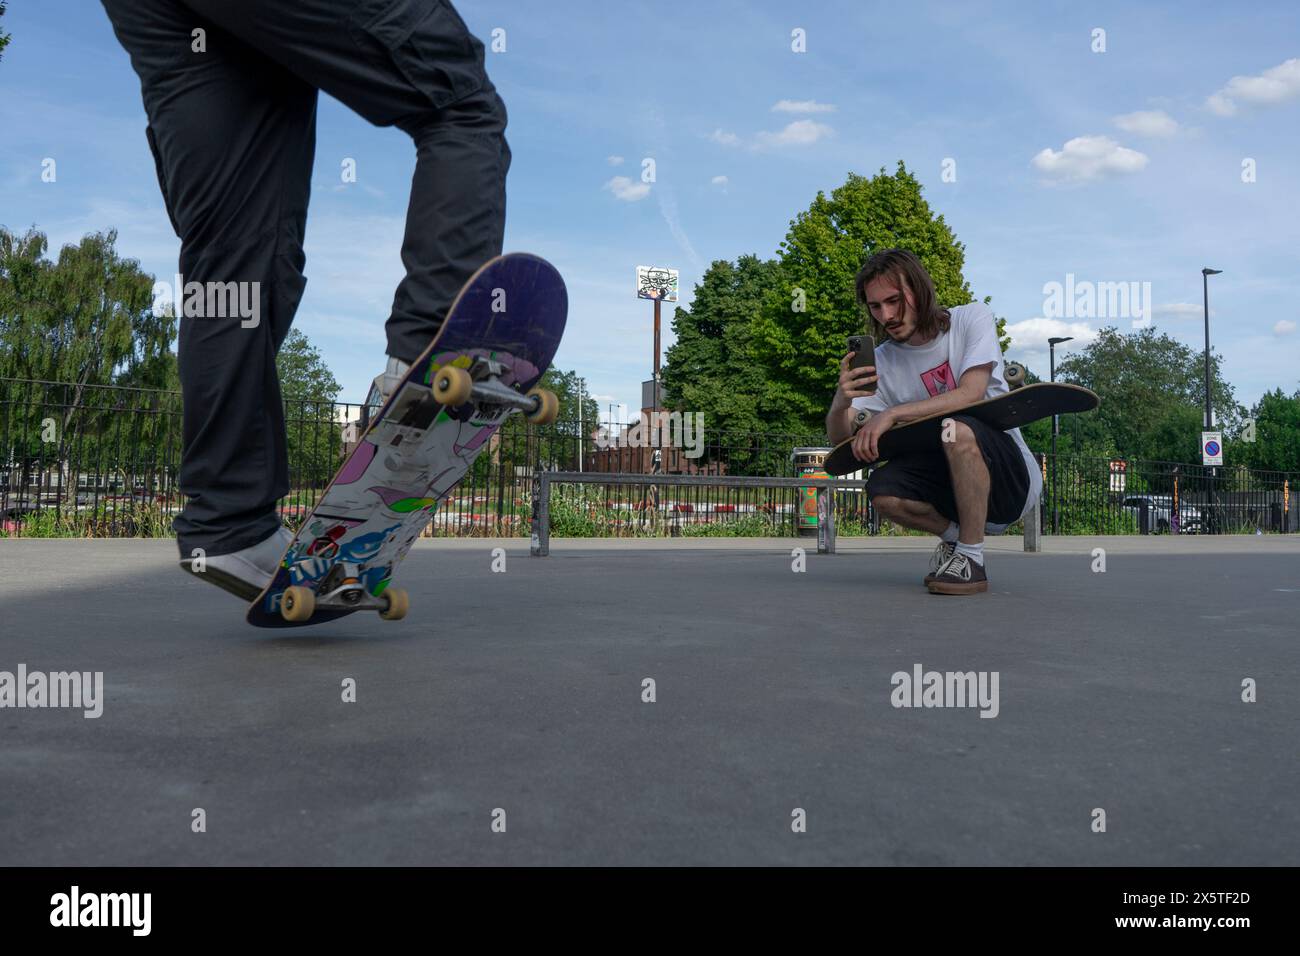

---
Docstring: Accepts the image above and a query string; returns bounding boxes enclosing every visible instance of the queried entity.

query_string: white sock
[940,522,960,544]
[955,541,985,566]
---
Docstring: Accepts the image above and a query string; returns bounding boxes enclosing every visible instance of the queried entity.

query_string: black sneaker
[927,550,988,595]
[924,541,956,586]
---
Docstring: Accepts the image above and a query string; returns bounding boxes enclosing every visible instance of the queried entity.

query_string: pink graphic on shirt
[920,361,958,396]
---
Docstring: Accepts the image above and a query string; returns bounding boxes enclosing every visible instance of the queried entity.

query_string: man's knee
[405,85,508,143]
[871,494,904,517]
[942,419,980,455]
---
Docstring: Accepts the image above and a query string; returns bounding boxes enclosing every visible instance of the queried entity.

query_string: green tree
[662,254,801,432]
[1230,388,1300,473]
[1053,326,1239,461]
[0,227,175,393]
[488,366,598,474]
[1,227,178,499]
[1016,363,1120,459]
[276,328,343,490]
[750,162,1007,432]
[277,327,341,404]
[535,366,598,436]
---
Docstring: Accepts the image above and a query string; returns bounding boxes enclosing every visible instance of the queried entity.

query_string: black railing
[1,378,1295,537]
[1040,455,1295,535]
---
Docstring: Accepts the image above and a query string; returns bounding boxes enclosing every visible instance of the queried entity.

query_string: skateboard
[246,252,567,627]
[824,382,1098,477]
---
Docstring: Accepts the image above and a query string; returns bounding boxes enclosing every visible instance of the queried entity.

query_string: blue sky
[2,0,1298,421]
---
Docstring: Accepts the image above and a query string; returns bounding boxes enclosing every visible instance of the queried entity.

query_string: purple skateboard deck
[247,252,567,627]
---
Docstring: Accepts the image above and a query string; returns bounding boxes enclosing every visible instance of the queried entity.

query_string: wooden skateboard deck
[823,382,1098,477]
[246,253,567,627]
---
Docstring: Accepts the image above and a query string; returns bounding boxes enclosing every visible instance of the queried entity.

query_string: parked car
[1120,494,1202,534]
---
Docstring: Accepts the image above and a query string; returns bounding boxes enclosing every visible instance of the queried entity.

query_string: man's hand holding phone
[838,351,878,399]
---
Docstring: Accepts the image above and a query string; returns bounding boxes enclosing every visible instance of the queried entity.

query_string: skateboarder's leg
[177,0,512,363]
[941,421,990,544]
[928,416,1033,593]
[869,495,950,536]
[867,451,953,535]
[102,0,316,559]
[942,415,1032,538]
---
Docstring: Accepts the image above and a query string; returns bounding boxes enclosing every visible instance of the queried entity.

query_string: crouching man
[826,249,1041,594]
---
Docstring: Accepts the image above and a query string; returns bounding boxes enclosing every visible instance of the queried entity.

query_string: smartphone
[846,335,877,395]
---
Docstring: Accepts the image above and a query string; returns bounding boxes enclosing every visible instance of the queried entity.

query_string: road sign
[1201,431,1223,466]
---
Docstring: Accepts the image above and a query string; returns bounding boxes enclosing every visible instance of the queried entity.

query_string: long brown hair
[854,248,950,342]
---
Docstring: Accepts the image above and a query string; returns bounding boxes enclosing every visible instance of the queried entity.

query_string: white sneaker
[179,525,294,601]
[369,355,411,410]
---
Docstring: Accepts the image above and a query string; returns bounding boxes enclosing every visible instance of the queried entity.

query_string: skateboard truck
[430,361,559,425]
[279,561,409,623]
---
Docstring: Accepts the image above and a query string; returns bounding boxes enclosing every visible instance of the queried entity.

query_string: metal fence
[1041,454,1294,535]
[1,377,1295,537]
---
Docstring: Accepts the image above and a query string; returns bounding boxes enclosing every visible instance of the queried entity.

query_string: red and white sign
[1109,460,1127,493]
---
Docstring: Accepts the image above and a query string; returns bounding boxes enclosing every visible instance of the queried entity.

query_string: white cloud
[1152,302,1207,321]
[1113,110,1178,137]
[1030,136,1149,181]
[606,155,624,166]
[603,175,651,202]
[710,128,741,147]
[1206,57,1300,116]
[710,175,728,188]
[1274,319,1297,336]
[754,119,835,149]
[1003,318,1097,351]
[772,99,837,113]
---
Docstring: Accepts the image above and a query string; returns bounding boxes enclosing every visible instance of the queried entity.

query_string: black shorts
[866,415,1032,528]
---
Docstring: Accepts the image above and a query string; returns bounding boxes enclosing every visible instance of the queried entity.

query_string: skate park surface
[2,535,1296,866]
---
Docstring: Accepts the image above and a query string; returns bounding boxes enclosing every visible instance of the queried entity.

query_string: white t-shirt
[849,302,1042,525]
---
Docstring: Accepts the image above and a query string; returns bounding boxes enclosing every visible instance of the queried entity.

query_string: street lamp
[1047,336,1073,534]
[1201,268,1222,430]
[1202,267,1222,534]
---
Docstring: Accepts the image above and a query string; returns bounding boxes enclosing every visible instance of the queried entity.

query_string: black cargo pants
[100,0,511,557]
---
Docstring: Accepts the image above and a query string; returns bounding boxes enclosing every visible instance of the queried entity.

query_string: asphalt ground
[1,536,1296,865]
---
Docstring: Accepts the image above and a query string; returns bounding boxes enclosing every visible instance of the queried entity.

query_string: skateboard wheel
[432,365,473,405]
[281,585,316,622]
[525,387,559,425]
[1005,362,1026,390]
[379,587,409,621]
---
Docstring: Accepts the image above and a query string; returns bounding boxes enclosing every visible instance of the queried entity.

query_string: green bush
[1,502,177,538]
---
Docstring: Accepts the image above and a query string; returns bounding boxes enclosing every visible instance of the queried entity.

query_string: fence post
[530,472,550,557]
[1024,493,1041,551]
[817,482,836,555]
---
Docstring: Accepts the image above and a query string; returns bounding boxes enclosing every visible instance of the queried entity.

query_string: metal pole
[1202,268,1221,532]
[1050,342,1057,535]
[653,296,661,413]
[1024,490,1041,551]
[1202,271,1212,431]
